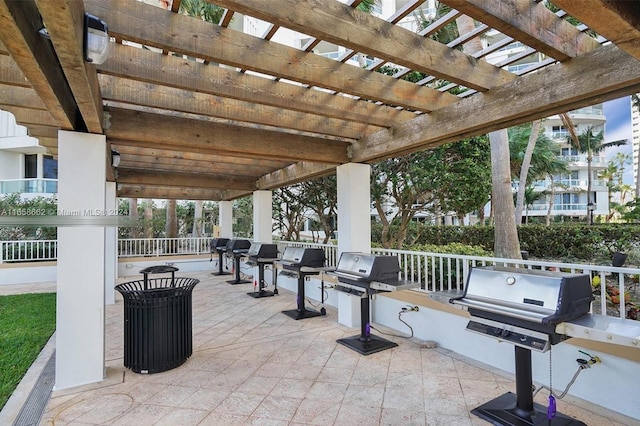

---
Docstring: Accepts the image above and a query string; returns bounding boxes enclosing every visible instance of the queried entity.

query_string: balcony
[0,179,57,196]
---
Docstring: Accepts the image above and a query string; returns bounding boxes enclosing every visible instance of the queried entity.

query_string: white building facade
[0,109,57,200]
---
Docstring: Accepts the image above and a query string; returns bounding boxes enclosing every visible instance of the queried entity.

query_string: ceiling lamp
[84,14,109,64]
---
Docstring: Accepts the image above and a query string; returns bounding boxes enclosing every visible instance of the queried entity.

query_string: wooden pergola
[0,0,638,201]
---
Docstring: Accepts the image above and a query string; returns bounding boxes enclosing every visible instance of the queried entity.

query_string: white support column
[219,201,233,238]
[104,182,117,305]
[36,153,44,179]
[336,163,371,327]
[56,131,106,390]
[337,163,371,254]
[252,190,272,243]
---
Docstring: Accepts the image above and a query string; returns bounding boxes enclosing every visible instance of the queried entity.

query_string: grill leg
[247,262,275,298]
[514,346,534,415]
[470,346,587,425]
[282,273,322,320]
[336,292,398,355]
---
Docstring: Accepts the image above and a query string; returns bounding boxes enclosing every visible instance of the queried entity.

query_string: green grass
[0,293,56,410]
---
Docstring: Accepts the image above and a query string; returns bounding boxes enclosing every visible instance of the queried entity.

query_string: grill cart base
[471,346,586,426]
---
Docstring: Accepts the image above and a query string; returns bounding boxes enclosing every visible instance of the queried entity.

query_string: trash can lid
[140,265,179,274]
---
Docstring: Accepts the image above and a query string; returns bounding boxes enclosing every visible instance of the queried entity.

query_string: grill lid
[225,239,251,253]
[247,242,278,259]
[333,252,400,284]
[209,238,230,252]
[279,247,325,268]
[455,266,593,326]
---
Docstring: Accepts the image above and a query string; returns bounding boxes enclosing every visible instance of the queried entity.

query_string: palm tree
[569,127,627,223]
[509,121,569,224]
[178,0,225,23]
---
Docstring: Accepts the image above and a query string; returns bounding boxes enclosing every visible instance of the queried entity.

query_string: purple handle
[547,395,556,419]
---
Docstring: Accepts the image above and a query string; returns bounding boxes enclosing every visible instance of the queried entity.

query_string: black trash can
[115,266,199,374]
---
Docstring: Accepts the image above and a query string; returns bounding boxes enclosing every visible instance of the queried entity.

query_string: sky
[603,95,634,184]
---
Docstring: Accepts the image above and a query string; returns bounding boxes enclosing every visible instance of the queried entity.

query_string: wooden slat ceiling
[0,0,638,201]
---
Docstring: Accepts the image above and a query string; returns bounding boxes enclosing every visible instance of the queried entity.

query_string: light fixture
[84,14,109,64]
[111,150,120,167]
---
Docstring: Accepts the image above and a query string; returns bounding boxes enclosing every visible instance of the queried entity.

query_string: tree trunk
[546,177,556,226]
[129,198,139,238]
[192,200,203,237]
[489,130,522,259]
[143,201,153,239]
[515,120,541,224]
[166,199,178,253]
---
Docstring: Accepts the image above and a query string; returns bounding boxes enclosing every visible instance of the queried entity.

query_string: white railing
[0,178,58,195]
[2,238,638,320]
[117,237,211,257]
[0,239,57,263]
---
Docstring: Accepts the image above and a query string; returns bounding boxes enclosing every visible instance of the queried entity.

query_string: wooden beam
[210,0,515,91]
[0,54,29,86]
[98,43,415,127]
[442,0,600,61]
[0,105,56,126]
[117,184,247,201]
[0,0,78,129]
[258,162,335,190]
[36,0,103,133]
[98,74,377,139]
[353,44,640,162]
[27,124,58,139]
[119,155,279,177]
[85,0,458,112]
[116,168,257,191]
[111,144,290,169]
[552,0,640,61]
[0,83,46,109]
[105,108,350,163]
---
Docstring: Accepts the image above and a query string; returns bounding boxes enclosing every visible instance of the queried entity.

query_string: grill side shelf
[556,314,640,349]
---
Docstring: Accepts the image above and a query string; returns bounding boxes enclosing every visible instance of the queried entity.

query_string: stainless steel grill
[451,266,593,352]
[329,252,418,355]
[432,266,593,426]
[209,238,230,276]
[224,239,252,285]
[276,247,328,320]
[245,243,279,298]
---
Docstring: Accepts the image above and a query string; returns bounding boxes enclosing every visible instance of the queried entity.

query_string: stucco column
[104,182,117,305]
[336,163,371,327]
[252,190,272,243]
[56,131,106,390]
[219,200,233,238]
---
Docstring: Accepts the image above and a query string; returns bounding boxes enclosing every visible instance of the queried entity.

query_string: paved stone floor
[3,271,638,425]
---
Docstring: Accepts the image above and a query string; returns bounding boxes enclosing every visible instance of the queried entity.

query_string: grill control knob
[519,335,528,343]
[500,329,511,338]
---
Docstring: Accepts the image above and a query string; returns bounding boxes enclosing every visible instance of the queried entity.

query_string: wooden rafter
[98,74,381,139]
[443,0,601,61]
[116,168,257,191]
[552,0,640,61]
[0,0,77,129]
[98,43,415,127]
[105,108,350,164]
[117,185,246,201]
[36,0,103,133]
[354,44,640,162]
[85,0,458,112]
[211,0,515,91]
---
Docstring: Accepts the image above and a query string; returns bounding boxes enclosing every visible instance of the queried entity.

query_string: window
[43,156,58,179]
[24,154,37,178]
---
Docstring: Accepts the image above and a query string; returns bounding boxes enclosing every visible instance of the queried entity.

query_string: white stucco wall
[0,151,22,180]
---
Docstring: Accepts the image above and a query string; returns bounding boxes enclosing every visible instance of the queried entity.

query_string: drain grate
[13,351,55,426]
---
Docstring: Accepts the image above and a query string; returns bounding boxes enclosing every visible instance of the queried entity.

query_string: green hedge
[371,222,640,264]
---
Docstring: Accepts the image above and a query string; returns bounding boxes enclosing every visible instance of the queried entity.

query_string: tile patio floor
[4,270,639,425]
